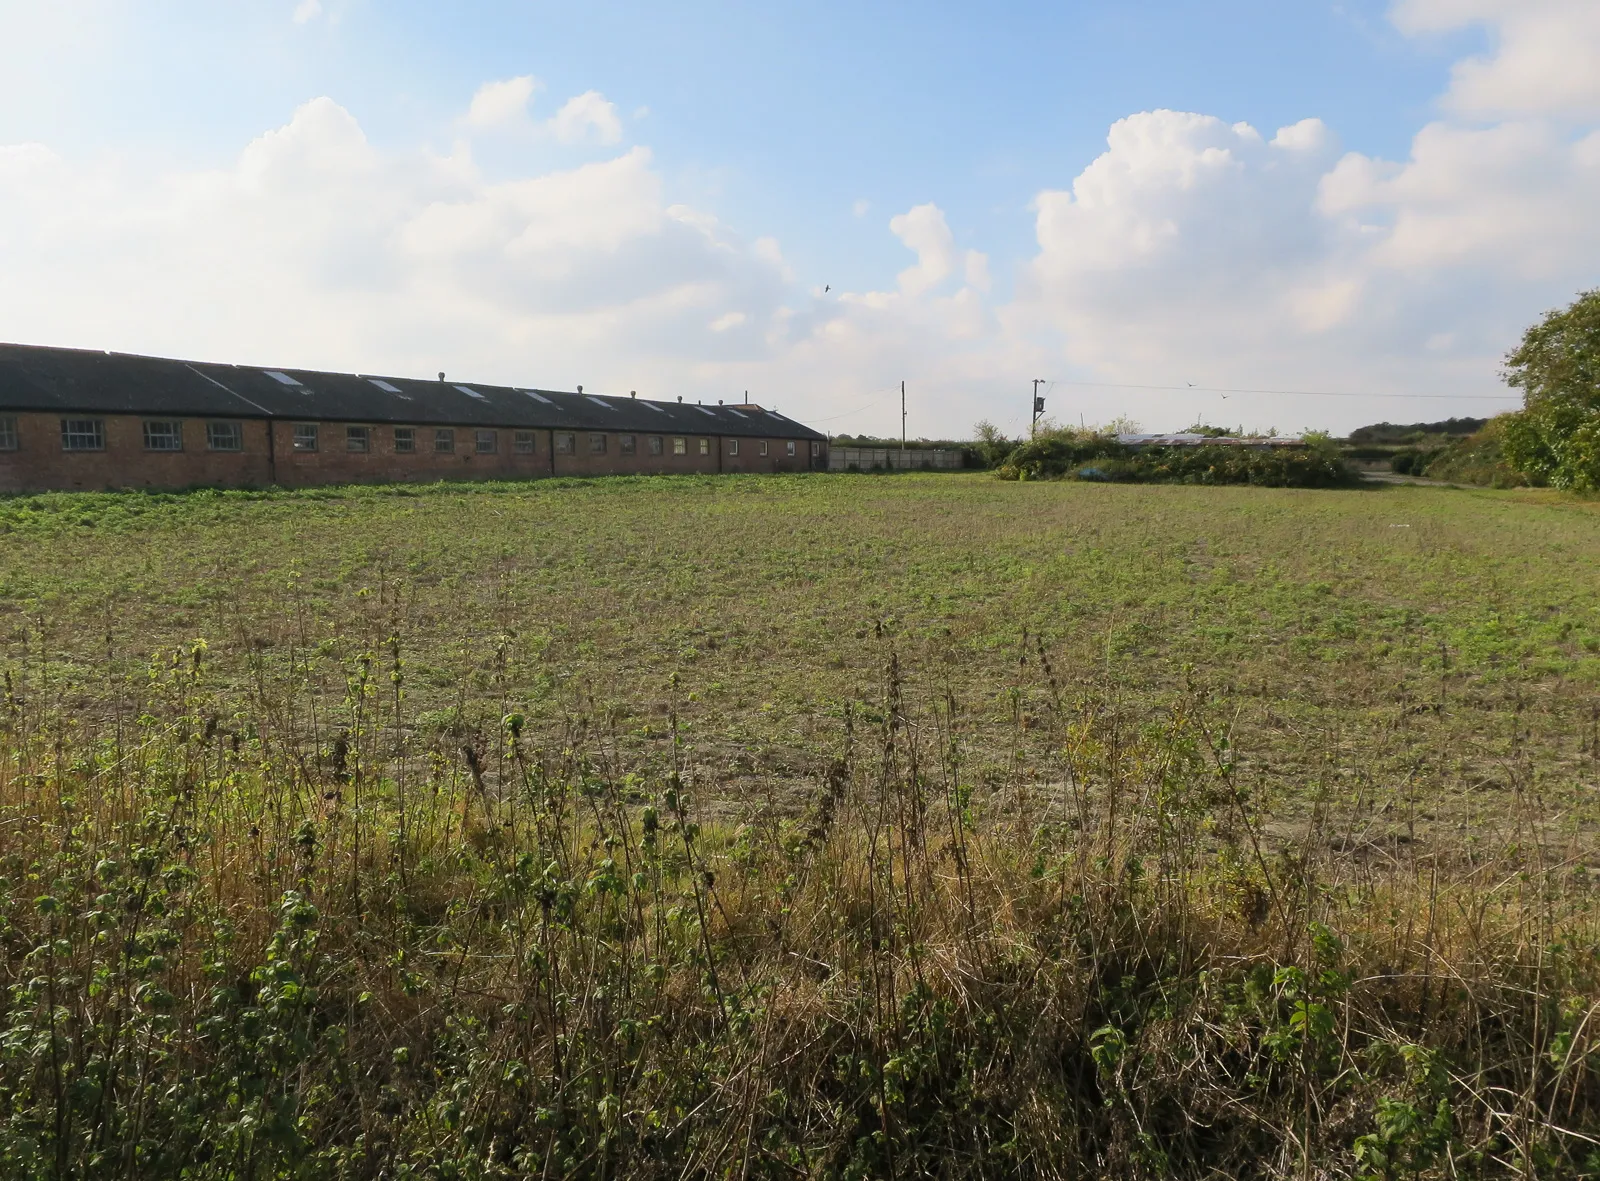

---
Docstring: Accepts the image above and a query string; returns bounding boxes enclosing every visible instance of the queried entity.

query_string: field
[2,472,1600,1177]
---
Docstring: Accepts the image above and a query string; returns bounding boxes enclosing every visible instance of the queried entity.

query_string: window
[672,436,687,455]
[728,439,739,456]
[786,441,796,457]
[346,426,371,453]
[62,419,106,451]
[759,440,768,457]
[476,430,497,454]
[588,433,606,454]
[143,420,183,451]
[648,435,663,456]
[207,422,243,452]
[698,438,710,456]
[811,440,821,457]
[514,430,535,454]
[292,423,318,451]
[556,433,575,454]
[0,416,17,451]
[619,434,636,455]
[434,428,455,453]
[394,427,415,454]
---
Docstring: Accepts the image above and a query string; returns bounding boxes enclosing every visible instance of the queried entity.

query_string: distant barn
[0,343,828,493]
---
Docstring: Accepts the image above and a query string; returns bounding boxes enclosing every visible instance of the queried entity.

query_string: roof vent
[438,371,445,381]
[577,384,584,394]
[677,395,682,403]
[630,391,636,398]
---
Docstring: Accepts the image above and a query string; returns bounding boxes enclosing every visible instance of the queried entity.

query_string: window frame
[619,434,636,455]
[514,430,536,454]
[346,425,371,453]
[555,432,575,455]
[291,423,319,452]
[786,440,796,457]
[206,421,243,452]
[393,427,416,454]
[728,438,739,456]
[476,429,498,454]
[588,433,607,454]
[671,436,687,456]
[434,428,456,454]
[61,418,106,452]
[648,435,663,456]
[142,419,183,452]
[759,440,768,457]
[698,437,710,456]
[811,440,821,457]
[0,415,18,452]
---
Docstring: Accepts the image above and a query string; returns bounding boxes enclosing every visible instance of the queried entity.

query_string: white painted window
[434,428,455,453]
[292,423,318,451]
[394,427,415,453]
[476,429,497,454]
[142,420,183,451]
[61,419,105,451]
[206,422,243,452]
[346,426,370,453]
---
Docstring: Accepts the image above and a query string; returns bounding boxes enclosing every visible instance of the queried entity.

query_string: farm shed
[0,343,828,493]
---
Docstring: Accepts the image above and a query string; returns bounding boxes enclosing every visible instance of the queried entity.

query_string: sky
[1,1,1598,438]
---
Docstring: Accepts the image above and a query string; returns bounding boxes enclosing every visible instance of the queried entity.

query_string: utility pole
[1031,379,1047,437]
[901,381,906,452]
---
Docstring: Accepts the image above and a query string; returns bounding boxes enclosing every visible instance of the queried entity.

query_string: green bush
[1422,417,1534,487]
[996,432,1353,488]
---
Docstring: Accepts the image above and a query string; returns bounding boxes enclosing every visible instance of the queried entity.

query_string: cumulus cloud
[0,98,796,389]
[1392,0,1600,118]
[890,203,957,296]
[1011,93,1600,426]
[548,91,622,145]
[466,75,539,129]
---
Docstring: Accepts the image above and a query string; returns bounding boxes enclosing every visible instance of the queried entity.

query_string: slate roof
[0,343,826,441]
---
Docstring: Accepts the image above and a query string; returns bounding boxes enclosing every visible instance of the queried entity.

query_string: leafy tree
[1501,289,1600,489]
[970,420,1016,468]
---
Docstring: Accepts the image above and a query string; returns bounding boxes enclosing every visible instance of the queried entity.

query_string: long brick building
[0,343,829,493]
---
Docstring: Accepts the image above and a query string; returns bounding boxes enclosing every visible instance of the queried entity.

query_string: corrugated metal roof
[0,343,827,441]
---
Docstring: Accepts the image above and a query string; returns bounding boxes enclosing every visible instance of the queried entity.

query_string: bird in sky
[824,285,830,293]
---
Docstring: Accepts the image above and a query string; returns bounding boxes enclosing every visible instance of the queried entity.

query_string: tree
[971,420,1016,468]
[1500,290,1600,490]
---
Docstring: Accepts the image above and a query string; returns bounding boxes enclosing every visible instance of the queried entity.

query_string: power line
[1050,378,1517,402]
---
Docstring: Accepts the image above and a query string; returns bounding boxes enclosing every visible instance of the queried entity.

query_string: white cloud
[889,203,957,296]
[291,0,322,24]
[466,75,539,130]
[1392,0,1600,118]
[548,91,622,145]
[852,198,870,217]
[1011,96,1599,426]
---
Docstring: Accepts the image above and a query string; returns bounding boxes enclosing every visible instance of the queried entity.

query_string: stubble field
[2,472,1599,1177]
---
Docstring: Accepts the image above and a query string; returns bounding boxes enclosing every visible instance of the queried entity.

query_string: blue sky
[2,1,1596,436]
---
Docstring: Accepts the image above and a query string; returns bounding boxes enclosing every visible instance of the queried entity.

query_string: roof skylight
[519,389,553,405]
[454,384,487,400]
[263,370,301,386]
[726,409,747,418]
[585,396,615,410]
[694,406,717,417]
[368,378,404,394]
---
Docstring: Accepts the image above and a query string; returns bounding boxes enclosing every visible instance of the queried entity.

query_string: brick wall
[0,413,827,493]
